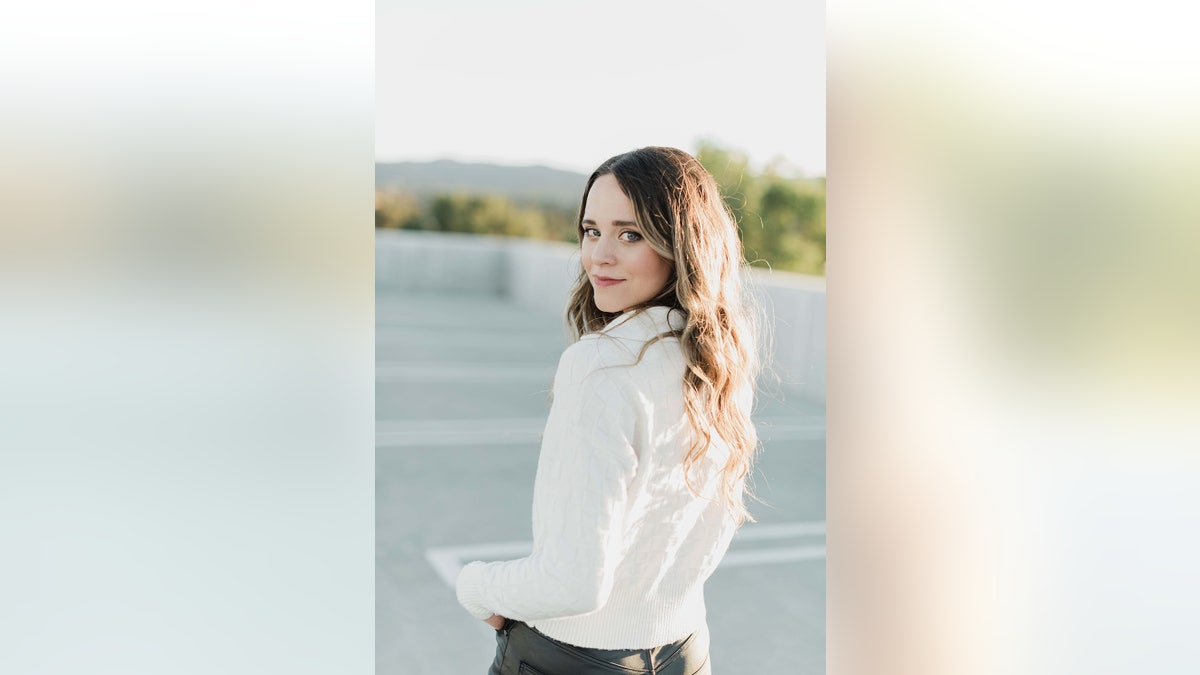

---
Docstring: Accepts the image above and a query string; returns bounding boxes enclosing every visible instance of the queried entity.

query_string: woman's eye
[620,231,642,242]
[583,228,599,238]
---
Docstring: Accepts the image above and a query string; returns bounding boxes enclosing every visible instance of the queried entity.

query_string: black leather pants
[487,620,712,675]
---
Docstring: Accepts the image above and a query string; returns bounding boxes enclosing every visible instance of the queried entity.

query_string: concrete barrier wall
[504,238,580,313]
[747,272,827,403]
[377,230,825,403]
[376,230,506,295]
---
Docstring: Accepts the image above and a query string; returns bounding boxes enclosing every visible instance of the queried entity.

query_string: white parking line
[754,420,828,441]
[378,418,825,448]
[424,521,826,588]
[377,418,546,447]
[733,521,826,539]
[376,329,560,348]
[426,541,533,588]
[719,546,826,567]
[377,362,555,383]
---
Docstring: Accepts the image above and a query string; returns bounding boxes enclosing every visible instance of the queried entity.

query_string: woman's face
[580,174,673,314]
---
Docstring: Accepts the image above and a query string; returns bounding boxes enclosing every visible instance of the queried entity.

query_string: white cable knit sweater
[455,305,745,650]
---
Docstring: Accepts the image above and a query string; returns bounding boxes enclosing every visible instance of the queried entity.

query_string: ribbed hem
[454,561,494,620]
[528,586,706,650]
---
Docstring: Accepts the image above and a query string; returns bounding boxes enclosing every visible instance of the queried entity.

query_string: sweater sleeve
[455,342,639,622]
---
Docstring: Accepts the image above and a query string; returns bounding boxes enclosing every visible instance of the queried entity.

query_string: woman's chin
[594,298,627,313]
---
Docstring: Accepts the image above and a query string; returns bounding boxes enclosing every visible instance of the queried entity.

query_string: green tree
[425,193,553,239]
[695,140,826,274]
[375,190,422,229]
[757,178,826,274]
[695,139,761,232]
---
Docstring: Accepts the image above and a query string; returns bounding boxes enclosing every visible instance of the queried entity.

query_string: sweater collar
[599,305,686,339]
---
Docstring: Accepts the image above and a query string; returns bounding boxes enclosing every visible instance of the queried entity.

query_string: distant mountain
[375,159,588,208]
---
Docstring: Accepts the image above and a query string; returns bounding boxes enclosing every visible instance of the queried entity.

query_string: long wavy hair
[565,146,762,526]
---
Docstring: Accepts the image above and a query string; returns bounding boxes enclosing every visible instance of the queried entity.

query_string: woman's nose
[592,235,617,263]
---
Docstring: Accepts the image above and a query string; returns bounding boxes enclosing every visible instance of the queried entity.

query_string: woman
[455,146,760,675]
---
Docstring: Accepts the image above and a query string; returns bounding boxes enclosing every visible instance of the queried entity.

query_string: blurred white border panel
[830,1,1200,672]
[0,3,374,674]
[830,2,1200,675]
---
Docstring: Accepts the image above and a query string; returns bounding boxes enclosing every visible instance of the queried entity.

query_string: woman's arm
[455,343,639,622]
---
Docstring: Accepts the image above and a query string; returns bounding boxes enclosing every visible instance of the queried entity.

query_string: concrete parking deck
[376,286,826,674]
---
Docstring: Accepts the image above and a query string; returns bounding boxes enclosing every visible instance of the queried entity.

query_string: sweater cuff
[455,561,495,620]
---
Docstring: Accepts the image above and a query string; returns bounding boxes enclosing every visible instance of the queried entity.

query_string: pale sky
[377,0,825,176]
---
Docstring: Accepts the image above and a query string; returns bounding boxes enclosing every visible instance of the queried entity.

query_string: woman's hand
[485,614,507,631]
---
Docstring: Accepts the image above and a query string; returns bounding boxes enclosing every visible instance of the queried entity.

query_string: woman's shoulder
[557,310,686,389]
[555,334,632,384]
[585,306,684,355]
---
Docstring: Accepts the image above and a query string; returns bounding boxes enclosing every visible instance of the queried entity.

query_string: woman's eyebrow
[581,218,639,227]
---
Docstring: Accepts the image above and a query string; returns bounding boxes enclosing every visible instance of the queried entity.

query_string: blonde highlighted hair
[565,146,762,526]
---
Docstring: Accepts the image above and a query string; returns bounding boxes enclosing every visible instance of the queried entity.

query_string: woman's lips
[592,276,624,287]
